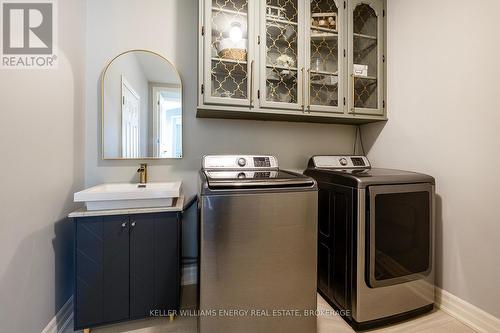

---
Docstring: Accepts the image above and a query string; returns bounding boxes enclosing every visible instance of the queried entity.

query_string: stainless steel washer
[199,155,318,333]
[305,156,435,330]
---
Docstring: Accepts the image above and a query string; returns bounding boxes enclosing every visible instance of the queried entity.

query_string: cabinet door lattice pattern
[310,0,339,108]
[210,0,249,100]
[265,0,299,104]
[353,3,378,109]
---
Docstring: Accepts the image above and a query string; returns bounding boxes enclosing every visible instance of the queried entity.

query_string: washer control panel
[203,155,278,170]
[312,156,371,169]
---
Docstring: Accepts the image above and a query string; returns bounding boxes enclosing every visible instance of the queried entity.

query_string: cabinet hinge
[257,90,260,99]
[343,97,346,106]
[201,84,204,94]
[122,96,125,105]
[344,1,346,9]
[383,10,385,17]
[343,49,346,58]
[258,35,261,45]
[383,100,385,108]
[201,26,205,36]
[383,54,385,62]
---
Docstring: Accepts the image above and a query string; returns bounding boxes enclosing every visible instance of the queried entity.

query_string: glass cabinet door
[348,0,384,115]
[306,0,344,114]
[260,0,304,110]
[204,0,255,106]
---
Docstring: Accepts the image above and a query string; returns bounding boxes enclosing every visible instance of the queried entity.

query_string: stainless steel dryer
[305,156,435,330]
[199,155,318,333]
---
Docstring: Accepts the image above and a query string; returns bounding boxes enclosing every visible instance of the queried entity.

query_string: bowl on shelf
[276,54,295,68]
[311,12,337,31]
[217,38,248,61]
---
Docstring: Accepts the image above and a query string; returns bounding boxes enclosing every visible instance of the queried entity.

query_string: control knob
[237,158,247,167]
[339,158,348,166]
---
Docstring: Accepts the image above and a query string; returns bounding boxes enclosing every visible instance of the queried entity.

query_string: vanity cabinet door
[129,213,180,319]
[347,0,385,116]
[203,0,256,107]
[75,216,130,329]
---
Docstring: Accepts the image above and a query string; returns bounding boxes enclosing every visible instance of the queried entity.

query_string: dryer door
[367,183,433,288]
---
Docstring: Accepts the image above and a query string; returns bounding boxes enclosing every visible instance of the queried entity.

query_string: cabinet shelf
[311,33,338,41]
[311,81,338,87]
[354,75,377,80]
[266,17,298,26]
[311,69,338,76]
[211,57,247,65]
[353,32,377,40]
[266,64,298,71]
[212,7,247,16]
[311,26,338,37]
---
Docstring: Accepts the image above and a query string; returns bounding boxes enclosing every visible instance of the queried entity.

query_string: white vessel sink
[74,182,182,211]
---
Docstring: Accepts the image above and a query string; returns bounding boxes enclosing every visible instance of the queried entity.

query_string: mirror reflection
[102,50,182,159]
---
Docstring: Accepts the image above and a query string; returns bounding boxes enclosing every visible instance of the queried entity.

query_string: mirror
[102,50,182,159]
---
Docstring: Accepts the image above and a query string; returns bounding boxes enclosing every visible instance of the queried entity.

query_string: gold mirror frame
[101,49,183,160]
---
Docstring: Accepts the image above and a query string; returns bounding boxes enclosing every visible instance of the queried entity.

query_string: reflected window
[153,87,182,158]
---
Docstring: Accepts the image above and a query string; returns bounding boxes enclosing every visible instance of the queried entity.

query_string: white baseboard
[42,286,500,333]
[436,287,500,333]
[41,296,74,333]
[40,265,195,333]
[182,264,197,285]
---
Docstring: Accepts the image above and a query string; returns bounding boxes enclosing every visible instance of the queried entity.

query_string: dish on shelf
[274,69,295,80]
[276,54,295,68]
[220,91,233,98]
[266,5,286,20]
[267,22,297,43]
[311,74,338,86]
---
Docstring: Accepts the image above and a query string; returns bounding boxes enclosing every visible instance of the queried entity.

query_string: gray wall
[363,0,500,318]
[85,0,356,194]
[0,0,86,332]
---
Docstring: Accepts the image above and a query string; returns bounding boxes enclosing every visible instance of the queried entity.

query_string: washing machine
[199,155,318,333]
[305,155,435,330]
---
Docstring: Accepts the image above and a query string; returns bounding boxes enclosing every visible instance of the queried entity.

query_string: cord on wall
[353,125,365,155]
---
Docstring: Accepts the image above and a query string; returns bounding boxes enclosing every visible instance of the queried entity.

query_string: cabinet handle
[352,74,355,112]
[301,67,305,111]
[250,60,255,107]
[131,221,136,227]
[121,222,127,228]
[307,69,311,112]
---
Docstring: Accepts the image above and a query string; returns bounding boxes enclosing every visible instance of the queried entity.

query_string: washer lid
[305,167,435,188]
[205,170,315,189]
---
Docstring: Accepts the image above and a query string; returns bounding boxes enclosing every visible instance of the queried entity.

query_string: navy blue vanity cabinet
[74,212,180,330]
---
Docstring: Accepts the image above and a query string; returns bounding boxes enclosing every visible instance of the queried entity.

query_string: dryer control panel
[312,156,371,169]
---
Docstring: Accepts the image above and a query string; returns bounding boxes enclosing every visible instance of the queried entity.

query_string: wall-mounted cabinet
[197,0,386,124]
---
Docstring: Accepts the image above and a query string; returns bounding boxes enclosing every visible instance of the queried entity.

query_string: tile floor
[67,289,477,333]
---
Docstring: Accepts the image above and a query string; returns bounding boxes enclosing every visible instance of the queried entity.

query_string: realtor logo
[1,1,57,68]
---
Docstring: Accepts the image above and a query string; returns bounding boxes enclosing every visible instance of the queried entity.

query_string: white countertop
[68,195,185,218]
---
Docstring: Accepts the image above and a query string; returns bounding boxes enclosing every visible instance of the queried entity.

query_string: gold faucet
[137,163,148,184]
